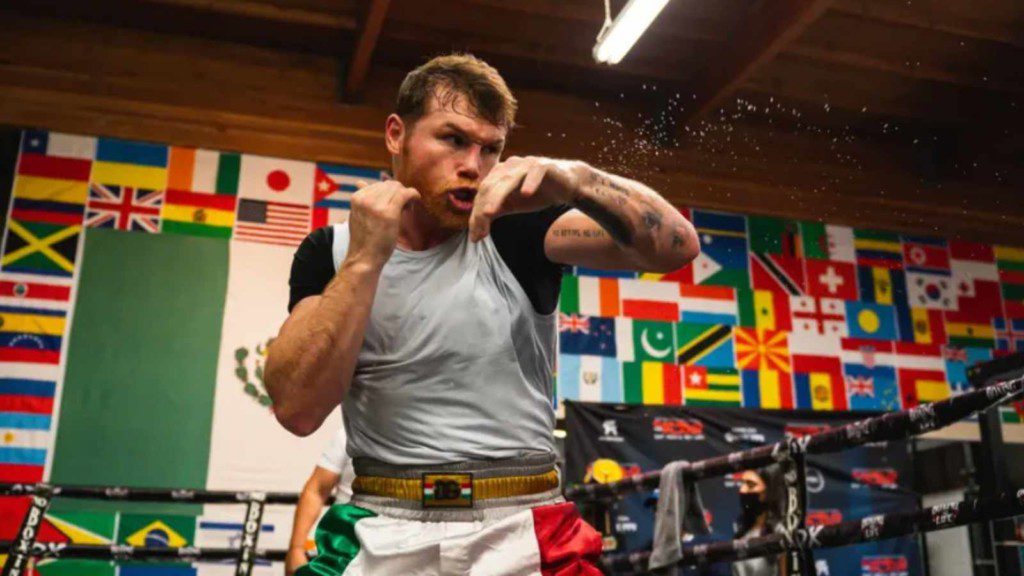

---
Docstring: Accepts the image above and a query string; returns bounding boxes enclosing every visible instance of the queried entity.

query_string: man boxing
[266,53,699,575]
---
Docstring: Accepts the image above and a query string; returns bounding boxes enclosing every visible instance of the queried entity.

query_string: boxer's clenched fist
[345,180,422,268]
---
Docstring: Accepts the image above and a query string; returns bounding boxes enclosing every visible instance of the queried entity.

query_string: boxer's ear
[385,114,405,157]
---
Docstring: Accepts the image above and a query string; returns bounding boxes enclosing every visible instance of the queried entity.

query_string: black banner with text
[565,402,923,576]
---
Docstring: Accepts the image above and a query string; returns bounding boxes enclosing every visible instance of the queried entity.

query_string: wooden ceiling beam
[385,0,726,57]
[377,20,703,85]
[737,56,958,122]
[785,44,1024,94]
[6,0,358,55]
[457,0,754,23]
[145,0,357,29]
[344,0,392,101]
[739,52,1023,125]
[455,0,602,22]
[830,0,1024,48]
[680,0,835,123]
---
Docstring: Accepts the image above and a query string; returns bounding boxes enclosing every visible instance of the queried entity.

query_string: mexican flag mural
[49,228,228,494]
[205,239,343,492]
[0,130,379,573]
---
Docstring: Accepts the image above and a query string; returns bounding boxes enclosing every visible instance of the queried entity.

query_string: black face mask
[739,492,763,522]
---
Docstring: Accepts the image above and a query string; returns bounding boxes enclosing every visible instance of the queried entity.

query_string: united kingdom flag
[558,313,590,334]
[86,183,163,233]
[847,375,875,397]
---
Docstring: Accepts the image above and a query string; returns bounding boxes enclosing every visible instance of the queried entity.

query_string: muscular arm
[265,259,382,436]
[286,466,341,575]
[267,180,418,437]
[545,165,699,273]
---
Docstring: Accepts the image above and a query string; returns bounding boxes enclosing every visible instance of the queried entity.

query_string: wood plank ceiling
[3,0,1022,238]
[15,1,1020,132]
[14,0,1021,117]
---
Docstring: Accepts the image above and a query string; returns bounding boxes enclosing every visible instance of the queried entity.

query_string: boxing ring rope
[0,484,336,576]
[565,374,1024,575]
[0,483,331,504]
[4,374,1023,575]
[565,376,1024,501]
[601,487,1024,574]
[0,541,287,562]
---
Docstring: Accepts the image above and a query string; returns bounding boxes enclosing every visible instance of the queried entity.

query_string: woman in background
[731,466,786,576]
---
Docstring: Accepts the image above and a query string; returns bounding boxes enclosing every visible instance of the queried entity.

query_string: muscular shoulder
[288,226,335,312]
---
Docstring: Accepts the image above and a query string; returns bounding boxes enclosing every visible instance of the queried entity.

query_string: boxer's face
[387,91,507,230]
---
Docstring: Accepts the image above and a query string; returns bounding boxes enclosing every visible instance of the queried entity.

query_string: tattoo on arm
[587,177,631,205]
[552,228,608,239]
[642,210,662,232]
[672,232,686,250]
[599,176,631,197]
[571,195,634,246]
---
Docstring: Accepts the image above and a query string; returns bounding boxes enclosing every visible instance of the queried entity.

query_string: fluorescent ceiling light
[593,0,671,65]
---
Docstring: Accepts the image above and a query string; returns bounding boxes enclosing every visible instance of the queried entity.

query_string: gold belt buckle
[422,472,473,508]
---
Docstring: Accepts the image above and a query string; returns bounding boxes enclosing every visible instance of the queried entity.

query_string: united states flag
[86,184,163,232]
[234,198,310,247]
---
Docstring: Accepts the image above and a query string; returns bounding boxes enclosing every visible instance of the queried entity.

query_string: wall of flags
[5,129,383,259]
[0,129,381,485]
[556,196,1024,419]
[0,129,373,574]
[1,128,1023,489]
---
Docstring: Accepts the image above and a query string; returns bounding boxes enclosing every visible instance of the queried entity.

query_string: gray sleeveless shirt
[330,223,558,465]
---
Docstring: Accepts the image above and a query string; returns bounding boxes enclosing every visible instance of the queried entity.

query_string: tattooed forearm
[556,162,698,271]
[583,175,632,206]
[600,176,631,197]
[571,195,634,246]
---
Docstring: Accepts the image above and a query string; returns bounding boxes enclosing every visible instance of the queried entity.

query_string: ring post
[776,440,813,576]
[2,483,53,576]
[235,492,266,576]
[969,353,1024,576]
